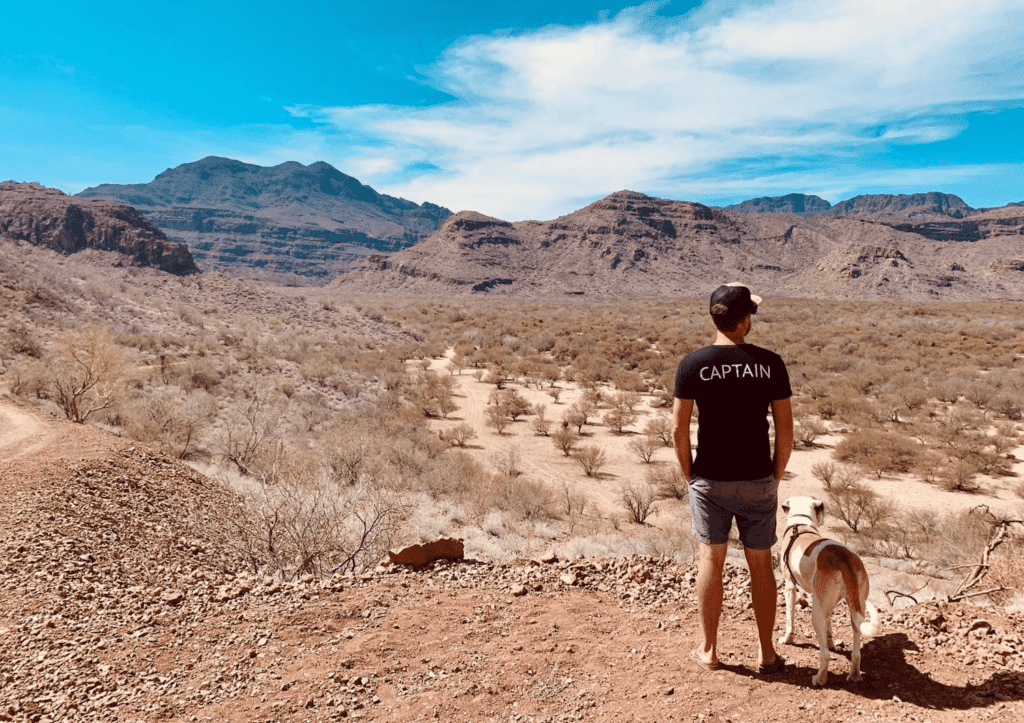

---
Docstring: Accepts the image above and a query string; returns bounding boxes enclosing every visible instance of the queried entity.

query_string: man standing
[672,282,793,675]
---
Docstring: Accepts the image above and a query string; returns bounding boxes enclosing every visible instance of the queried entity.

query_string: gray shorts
[688,474,779,550]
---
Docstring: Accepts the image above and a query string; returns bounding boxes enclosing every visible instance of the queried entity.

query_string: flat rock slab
[388,537,464,568]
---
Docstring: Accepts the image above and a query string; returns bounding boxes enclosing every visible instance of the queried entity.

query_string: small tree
[532,404,552,436]
[603,407,638,435]
[573,445,608,477]
[47,327,132,423]
[441,423,477,448]
[643,415,673,446]
[628,436,657,464]
[621,483,657,524]
[486,405,509,435]
[551,427,579,456]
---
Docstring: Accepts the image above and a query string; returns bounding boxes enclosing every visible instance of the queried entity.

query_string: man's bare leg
[744,546,779,667]
[694,542,728,665]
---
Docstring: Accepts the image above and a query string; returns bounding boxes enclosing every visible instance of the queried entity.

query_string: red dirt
[1,399,1023,722]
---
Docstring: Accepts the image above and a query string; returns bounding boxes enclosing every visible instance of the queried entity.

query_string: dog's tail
[855,600,881,637]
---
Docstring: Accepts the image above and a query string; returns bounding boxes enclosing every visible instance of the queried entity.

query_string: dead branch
[948,505,1024,603]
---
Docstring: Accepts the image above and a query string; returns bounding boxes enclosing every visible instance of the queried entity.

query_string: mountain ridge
[334,190,1024,301]
[77,157,452,282]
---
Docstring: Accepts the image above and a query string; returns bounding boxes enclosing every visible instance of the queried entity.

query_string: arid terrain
[2,398,1024,723]
[3,181,1024,721]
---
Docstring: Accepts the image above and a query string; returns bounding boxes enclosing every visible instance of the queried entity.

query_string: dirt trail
[0,397,59,463]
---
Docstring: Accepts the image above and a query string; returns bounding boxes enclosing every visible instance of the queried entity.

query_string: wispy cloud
[288,0,1024,219]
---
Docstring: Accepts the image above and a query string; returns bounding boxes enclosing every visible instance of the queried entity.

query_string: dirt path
[0,397,59,463]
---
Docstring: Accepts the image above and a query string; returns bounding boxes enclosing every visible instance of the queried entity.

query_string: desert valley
[1,162,1024,722]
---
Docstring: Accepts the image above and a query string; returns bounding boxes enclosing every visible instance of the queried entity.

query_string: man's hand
[672,397,694,481]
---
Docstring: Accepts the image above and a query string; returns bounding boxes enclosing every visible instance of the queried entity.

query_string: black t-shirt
[674,344,792,481]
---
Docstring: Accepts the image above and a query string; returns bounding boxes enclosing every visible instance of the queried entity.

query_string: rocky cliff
[0,181,197,275]
[78,157,451,282]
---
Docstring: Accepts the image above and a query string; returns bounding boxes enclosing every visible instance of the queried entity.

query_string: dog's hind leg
[848,620,863,682]
[778,574,796,645]
[810,597,831,687]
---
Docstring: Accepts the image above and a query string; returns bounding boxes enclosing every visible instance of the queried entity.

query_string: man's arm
[771,397,793,481]
[671,397,694,481]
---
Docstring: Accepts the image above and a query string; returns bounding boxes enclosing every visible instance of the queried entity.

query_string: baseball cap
[709,282,761,317]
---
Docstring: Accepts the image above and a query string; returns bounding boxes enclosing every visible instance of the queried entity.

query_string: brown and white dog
[778,496,881,686]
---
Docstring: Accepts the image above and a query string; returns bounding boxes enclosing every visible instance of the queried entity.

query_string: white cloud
[288,0,1024,219]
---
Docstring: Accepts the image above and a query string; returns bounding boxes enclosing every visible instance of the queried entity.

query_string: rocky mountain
[77,157,452,282]
[0,181,197,275]
[828,192,974,220]
[334,190,1024,301]
[723,193,832,214]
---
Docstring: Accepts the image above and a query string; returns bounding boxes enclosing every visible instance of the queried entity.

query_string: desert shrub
[811,461,838,488]
[489,388,531,421]
[531,404,551,435]
[440,423,477,448]
[551,427,579,456]
[488,474,552,521]
[795,416,827,448]
[3,321,43,358]
[563,400,595,433]
[223,466,404,580]
[649,466,687,500]
[485,405,509,435]
[603,407,638,434]
[44,327,133,423]
[826,475,888,533]
[936,460,981,493]
[621,483,658,524]
[628,436,657,464]
[122,390,215,459]
[558,481,586,517]
[833,428,921,478]
[216,375,287,475]
[643,415,673,446]
[181,357,222,392]
[492,447,523,478]
[573,445,608,477]
[991,395,1023,420]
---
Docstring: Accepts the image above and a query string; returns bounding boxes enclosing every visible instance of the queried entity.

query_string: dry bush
[487,474,552,521]
[531,404,552,436]
[834,428,921,478]
[795,416,827,448]
[122,390,215,459]
[551,427,579,456]
[621,483,658,524]
[492,447,523,478]
[3,321,43,358]
[649,466,687,500]
[558,481,586,517]
[223,464,404,580]
[628,436,657,463]
[811,461,838,488]
[440,423,477,448]
[45,327,133,423]
[936,460,981,493]
[603,407,638,434]
[563,401,594,433]
[826,471,890,533]
[485,405,510,435]
[643,415,673,446]
[573,445,608,477]
[489,387,531,421]
[216,375,287,475]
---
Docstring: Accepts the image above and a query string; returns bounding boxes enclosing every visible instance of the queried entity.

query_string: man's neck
[713,330,746,346]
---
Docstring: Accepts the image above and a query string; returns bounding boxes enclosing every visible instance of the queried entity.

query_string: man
[672,282,793,675]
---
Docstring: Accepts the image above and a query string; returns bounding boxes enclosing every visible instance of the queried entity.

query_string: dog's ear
[781,498,790,514]
[813,500,825,519]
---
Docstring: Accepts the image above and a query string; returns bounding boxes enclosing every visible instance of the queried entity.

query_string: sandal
[757,655,786,675]
[690,649,721,671]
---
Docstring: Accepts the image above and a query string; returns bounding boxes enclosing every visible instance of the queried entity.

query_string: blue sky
[2,0,1022,220]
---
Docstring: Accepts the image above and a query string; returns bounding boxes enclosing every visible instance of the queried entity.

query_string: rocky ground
[2,399,1023,722]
